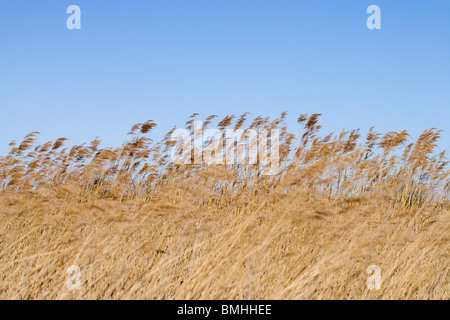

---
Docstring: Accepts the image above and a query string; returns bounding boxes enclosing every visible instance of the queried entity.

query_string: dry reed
[0,113,448,299]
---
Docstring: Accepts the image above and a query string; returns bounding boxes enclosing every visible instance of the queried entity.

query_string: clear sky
[0,0,449,155]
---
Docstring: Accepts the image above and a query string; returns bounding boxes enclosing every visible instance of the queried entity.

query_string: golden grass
[0,113,449,299]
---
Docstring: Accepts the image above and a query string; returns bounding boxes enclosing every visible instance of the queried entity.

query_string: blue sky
[0,0,449,155]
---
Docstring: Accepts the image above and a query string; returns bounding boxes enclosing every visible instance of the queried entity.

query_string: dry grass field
[0,113,449,299]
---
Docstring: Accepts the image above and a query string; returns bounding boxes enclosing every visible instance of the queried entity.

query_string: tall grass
[0,113,448,299]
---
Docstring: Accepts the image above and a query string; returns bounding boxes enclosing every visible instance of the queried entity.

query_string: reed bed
[0,113,448,299]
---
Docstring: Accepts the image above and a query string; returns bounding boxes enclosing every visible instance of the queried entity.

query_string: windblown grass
[0,113,448,299]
